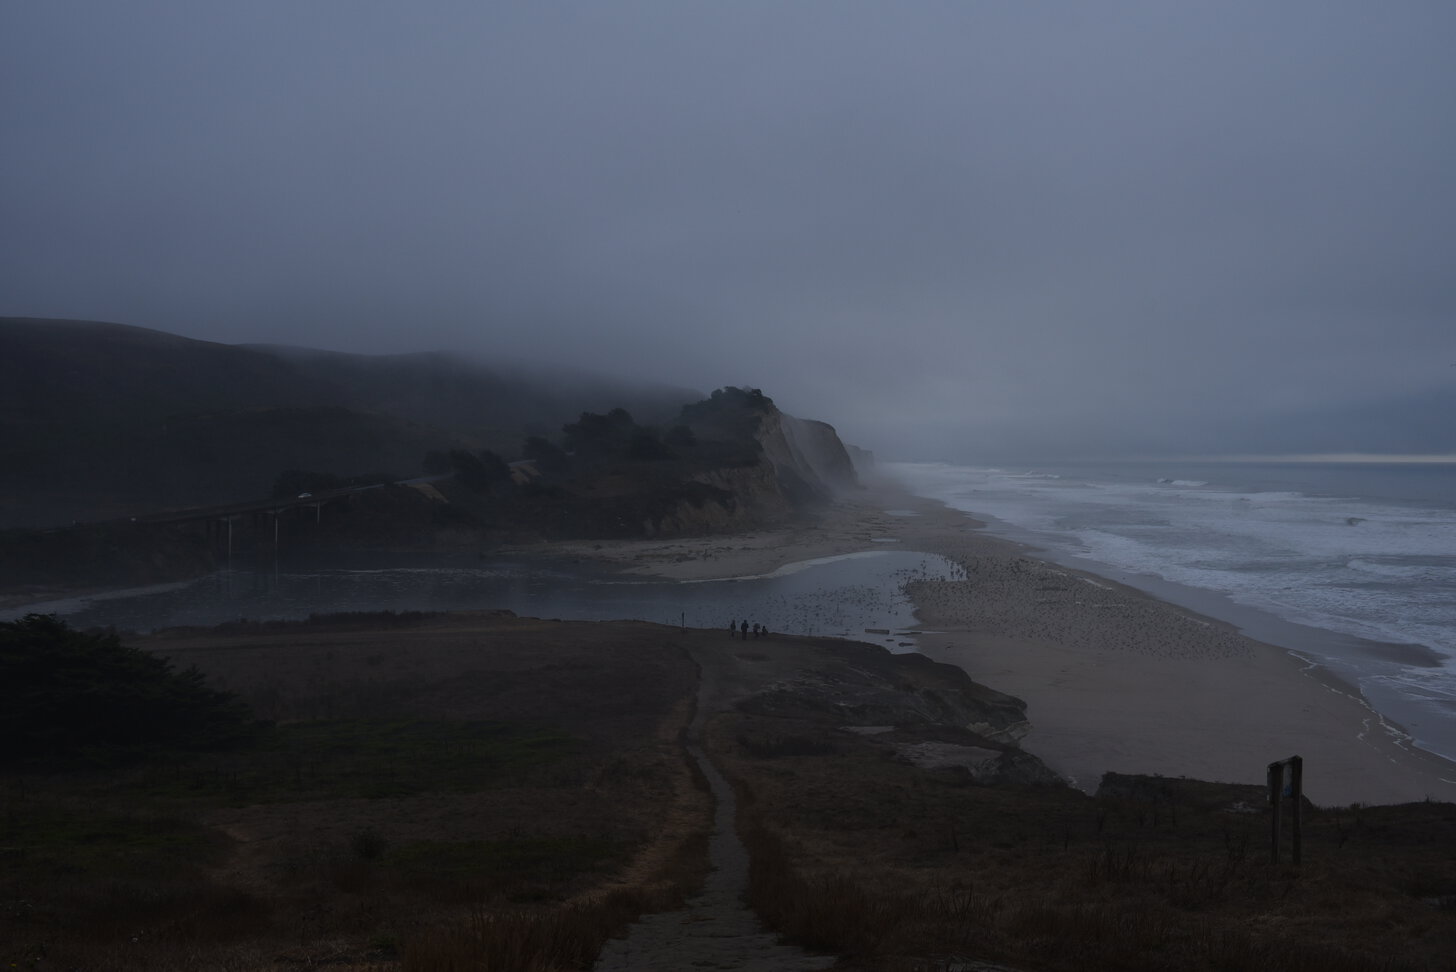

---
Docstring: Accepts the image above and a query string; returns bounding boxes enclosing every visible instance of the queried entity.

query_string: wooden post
[1267,755,1303,866]
[1268,760,1282,864]
[1290,755,1303,865]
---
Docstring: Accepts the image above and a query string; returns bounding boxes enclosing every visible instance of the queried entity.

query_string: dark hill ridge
[237,342,694,441]
[0,318,320,423]
[270,387,864,552]
[0,319,867,594]
[0,317,697,527]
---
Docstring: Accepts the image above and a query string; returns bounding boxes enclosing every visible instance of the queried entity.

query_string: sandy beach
[560,475,1456,808]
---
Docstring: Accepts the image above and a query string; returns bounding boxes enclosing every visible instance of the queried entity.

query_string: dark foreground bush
[0,614,259,768]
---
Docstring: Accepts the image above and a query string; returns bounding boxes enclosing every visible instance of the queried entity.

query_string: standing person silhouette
[740,619,749,639]
[729,619,736,639]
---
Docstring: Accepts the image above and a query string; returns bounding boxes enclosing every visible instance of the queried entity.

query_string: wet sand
[571,476,1456,807]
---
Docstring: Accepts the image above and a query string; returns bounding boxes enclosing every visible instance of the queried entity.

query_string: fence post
[1267,755,1303,866]
[1267,760,1282,864]
[1290,755,1303,865]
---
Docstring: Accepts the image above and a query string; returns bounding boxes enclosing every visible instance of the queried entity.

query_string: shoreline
[12,475,1454,808]
[913,501,1456,762]
[562,475,1456,808]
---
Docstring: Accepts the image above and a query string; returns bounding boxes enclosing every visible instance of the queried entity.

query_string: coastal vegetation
[722,712,1456,970]
[0,317,695,529]
[4,613,1452,969]
[0,376,859,617]
[0,613,709,971]
[5,320,1450,969]
[1,614,257,769]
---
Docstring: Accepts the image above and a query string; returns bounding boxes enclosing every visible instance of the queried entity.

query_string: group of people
[729,618,769,639]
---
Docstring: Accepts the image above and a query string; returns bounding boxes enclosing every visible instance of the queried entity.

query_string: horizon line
[1189,452,1456,464]
[890,452,1456,466]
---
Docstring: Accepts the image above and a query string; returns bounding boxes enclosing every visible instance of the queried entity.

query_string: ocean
[889,459,1456,763]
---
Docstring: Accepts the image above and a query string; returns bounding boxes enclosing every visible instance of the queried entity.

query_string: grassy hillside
[7,615,1452,970]
[715,686,1456,971]
[0,317,699,527]
[243,343,694,448]
[0,613,708,971]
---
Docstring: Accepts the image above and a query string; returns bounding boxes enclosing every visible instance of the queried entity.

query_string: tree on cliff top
[449,448,511,493]
[625,428,673,461]
[0,614,259,769]
[522,435,570,475]
[678,387,774,455]
[679,386,774,423]
[561,407,637,456]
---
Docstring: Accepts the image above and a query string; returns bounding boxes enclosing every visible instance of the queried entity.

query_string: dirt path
[594,643,836,972]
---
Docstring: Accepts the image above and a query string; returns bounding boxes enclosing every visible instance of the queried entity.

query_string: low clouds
[3,1,1453,459]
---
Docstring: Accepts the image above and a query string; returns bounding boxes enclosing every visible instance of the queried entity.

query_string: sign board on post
[1267,755,1304,865]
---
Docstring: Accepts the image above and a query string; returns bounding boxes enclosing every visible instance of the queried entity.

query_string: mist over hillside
[0,317,700,527]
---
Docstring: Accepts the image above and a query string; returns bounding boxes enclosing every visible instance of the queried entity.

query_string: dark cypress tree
[1,614,258,768]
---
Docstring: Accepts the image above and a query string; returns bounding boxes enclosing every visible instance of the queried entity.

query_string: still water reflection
[16,550,960,651]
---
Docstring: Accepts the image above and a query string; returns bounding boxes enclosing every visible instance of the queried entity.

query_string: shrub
[449,449,512,493]
[626,429,672,461]
[0,614,259,768]
[522,436,569,475]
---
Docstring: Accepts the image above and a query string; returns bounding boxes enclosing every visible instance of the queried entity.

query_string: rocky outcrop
[844,444,876,476]
[644,464,792,536]
[628,397,862,538]
[756,410,859,502]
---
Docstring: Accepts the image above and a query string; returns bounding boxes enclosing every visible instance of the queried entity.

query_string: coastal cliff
[757,410,859,502]
[635,390,858,537]
[482,386,860,541]
[0,385,865,595]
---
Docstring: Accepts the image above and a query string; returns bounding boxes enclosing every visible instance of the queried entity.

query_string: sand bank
[909,560,1456,808]
[564,476,1456,807]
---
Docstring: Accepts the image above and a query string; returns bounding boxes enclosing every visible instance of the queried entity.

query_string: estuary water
[890,460,1456,762]
[9,549,961,654]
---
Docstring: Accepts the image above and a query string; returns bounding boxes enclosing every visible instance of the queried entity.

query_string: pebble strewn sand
[908,557,1251,660]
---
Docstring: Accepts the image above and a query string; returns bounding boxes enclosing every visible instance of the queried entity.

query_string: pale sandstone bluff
[644,406,862,537]
[758,411,860,498]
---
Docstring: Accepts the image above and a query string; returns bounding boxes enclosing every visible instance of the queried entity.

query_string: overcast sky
[3,1,1453,460]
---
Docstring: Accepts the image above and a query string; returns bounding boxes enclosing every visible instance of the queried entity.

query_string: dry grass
[11,615,1456,971]
[0,614,713,971]
[718,707,1456,971]
[402,830,710,970]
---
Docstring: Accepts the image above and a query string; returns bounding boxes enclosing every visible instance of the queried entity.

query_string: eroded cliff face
[635,406,860,538]
[844,443,876,477]
[756,409,859,500]
[0,390,871,590]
